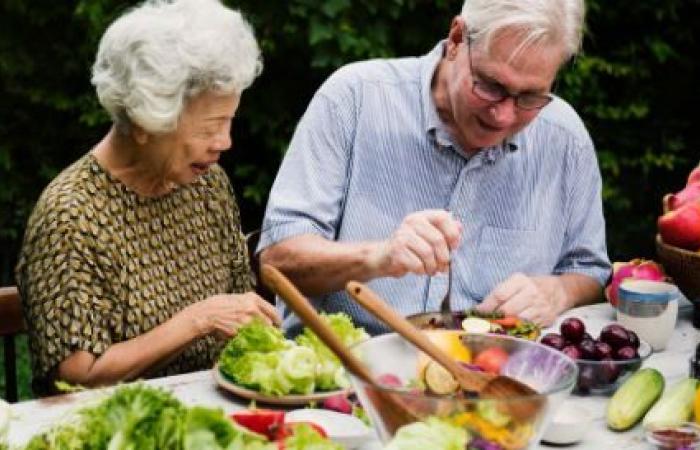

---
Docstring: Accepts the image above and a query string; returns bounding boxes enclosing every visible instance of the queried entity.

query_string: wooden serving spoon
[346,281,544,419]
[260,264,417,434]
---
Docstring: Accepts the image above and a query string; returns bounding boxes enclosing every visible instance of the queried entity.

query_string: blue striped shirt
[259,41,611,335]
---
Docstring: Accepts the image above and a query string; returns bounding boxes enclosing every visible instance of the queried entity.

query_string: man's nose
[489,96,518,126]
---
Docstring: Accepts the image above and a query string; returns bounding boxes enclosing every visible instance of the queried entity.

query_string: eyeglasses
[464,36,554,111]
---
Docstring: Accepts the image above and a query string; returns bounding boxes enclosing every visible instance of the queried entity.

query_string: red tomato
[230,409,285,440]
[474,347,509,374]
[275,421,328,441]
[491,316,519,328]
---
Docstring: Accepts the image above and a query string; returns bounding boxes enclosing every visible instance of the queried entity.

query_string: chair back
[0,286,25,402]
[245,230,275,304]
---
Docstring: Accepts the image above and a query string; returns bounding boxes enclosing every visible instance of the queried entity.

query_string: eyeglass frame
[463,34,555,111]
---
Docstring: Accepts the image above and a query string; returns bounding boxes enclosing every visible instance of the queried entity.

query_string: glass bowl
[571,339,652,395]
[349,331,578,449]
[646,422,700,449]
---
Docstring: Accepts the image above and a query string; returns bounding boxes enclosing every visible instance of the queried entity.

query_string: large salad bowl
[349,332,578,449]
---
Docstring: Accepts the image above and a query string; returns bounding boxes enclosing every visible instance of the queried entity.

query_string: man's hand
[476,273,568,327]
[477,273,603,327]
[368,210,462,278]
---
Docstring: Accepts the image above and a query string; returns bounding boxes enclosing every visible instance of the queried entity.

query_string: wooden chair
[245,229,275,304]
[0,286,25,402]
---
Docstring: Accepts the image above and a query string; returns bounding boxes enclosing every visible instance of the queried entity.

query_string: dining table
[4,299,699,449]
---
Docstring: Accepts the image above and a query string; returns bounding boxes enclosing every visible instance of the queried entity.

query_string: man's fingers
[411,220,451,271]
[426,210,462,250]
[400,228,439,274]
[478,276,522,311]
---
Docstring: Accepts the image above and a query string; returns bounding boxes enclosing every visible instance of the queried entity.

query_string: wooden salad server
[260,264,418,434]
[346,280,544,419]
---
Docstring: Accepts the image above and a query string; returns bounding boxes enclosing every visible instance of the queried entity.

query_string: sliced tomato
[491,316,519,328]
[230,409,285,440]
[275,421,328,441]
[473,347,509,374]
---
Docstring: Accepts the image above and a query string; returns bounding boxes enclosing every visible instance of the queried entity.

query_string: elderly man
[259,0,611,335]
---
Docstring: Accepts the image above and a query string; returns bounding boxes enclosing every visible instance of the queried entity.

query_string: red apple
[604,259,665,307]
[688,165,700,186]
[668,183,700,210]
[658,201,700,250]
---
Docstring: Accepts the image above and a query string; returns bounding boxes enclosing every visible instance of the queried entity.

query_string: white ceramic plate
[213,363,349,406]
[286,408,375,449]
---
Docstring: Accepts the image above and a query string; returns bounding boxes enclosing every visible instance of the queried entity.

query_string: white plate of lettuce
[215,314,367,405]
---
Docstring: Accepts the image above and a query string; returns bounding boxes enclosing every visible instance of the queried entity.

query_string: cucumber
[607,368,665,431]
[643,377,698,429]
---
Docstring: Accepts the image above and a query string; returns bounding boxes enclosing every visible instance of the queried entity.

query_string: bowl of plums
[539,317,652,395]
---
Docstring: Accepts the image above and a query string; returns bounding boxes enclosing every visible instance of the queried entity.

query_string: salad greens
[224,320,290,357]
[219,314,367,395]
[383,417,469,450]
[295,313,368,390]
[18,384,341,450]
[282,423,344,450]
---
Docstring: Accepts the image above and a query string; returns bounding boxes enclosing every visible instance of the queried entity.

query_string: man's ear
[446,16,466,60]
[131,125,149,146]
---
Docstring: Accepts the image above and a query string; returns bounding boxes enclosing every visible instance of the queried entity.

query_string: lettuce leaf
[184,407,270,450]
[223,320,290,357]
[295,313,368,390]
[282,423,344,450]
[384,417,469,450]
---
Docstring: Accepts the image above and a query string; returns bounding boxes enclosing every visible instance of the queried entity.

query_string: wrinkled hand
[370,210,462,278]
[476,273,567,327]
[185,292,281,339]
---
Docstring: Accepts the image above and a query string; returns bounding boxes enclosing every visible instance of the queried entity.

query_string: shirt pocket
[468,226,545,300]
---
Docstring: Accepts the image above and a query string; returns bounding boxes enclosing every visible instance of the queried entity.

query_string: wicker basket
[656,235,700,301]
[655,193,700,302]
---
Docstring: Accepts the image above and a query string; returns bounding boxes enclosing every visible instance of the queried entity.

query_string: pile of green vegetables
[17,384,339,450]
[218,314,368,395]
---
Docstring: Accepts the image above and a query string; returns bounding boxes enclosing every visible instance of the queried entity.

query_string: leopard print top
[15,153,253,395]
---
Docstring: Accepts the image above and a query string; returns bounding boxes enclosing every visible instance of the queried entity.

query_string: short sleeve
[16,199,116,382]
[553,141,612,286]
[258,68,359,252]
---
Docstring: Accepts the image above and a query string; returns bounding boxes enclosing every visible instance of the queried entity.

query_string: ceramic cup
[616,280,679,352]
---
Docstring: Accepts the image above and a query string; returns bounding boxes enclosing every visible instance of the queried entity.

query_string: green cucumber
[607,368,665,431]
[642,377,698,429]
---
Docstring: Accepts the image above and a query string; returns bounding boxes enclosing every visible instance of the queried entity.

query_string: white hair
[91,0,262,134]
[460,0,584,62]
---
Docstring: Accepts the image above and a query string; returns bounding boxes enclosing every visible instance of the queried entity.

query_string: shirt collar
[419,41,450,145]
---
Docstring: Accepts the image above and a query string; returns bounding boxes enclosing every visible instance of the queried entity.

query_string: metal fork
[439,260,452,325]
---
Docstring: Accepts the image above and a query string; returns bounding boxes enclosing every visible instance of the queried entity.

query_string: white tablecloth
[6,300,699,449]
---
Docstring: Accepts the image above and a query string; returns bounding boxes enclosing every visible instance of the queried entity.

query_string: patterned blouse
[15,153,253,395]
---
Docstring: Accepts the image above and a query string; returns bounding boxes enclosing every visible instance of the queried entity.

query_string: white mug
[616,280,679,352]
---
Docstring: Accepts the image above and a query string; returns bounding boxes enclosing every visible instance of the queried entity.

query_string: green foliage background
[1,0,698,399]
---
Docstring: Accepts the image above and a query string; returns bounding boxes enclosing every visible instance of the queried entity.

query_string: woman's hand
[184,292,282,339]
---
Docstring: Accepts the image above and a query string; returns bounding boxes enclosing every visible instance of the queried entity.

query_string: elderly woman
[15,0,279,395]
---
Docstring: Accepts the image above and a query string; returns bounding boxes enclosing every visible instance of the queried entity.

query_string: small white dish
[286,408,374,449]
[541,400,593,445]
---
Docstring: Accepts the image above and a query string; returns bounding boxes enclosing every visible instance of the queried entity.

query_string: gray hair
[91,0,262,134]
[460,0,584,62]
